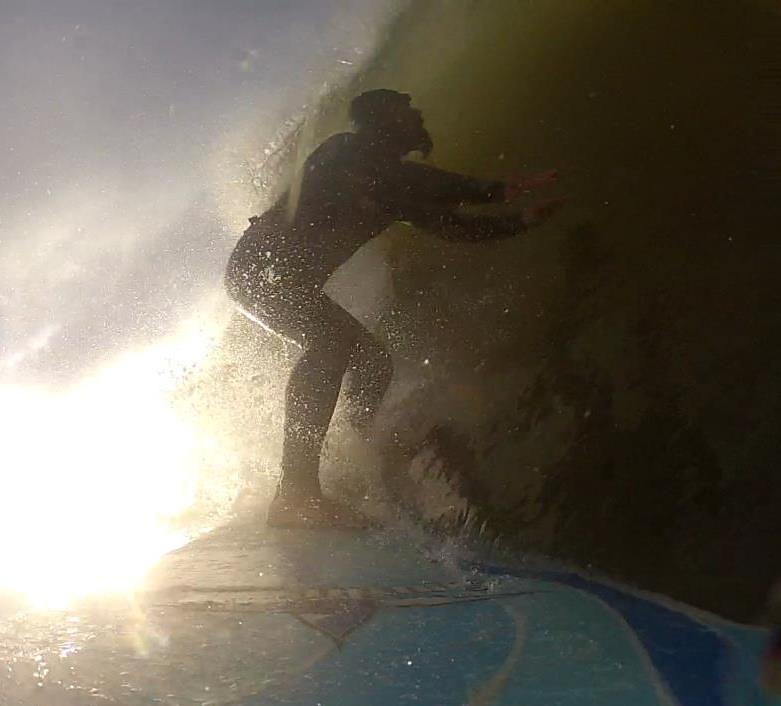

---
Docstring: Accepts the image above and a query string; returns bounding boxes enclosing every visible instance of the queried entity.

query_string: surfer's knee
[370,345,393,389]
[302,329,354,376]
[367,338,394,391]
[353,330,392,372]
[346,342,393,418]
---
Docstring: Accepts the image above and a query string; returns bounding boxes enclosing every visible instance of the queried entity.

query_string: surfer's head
[350,89,432,157]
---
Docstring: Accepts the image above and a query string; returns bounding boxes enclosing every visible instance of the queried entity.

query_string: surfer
[225,88,563,527]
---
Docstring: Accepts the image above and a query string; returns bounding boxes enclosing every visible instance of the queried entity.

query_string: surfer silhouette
[225,89,563,527]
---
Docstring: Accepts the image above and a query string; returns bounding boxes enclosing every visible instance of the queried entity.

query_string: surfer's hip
[226,265,331,344]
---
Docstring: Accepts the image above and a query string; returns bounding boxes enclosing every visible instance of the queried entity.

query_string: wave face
[265,0,781,620]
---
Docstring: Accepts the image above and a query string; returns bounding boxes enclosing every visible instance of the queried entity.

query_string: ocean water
[1,0,780,703]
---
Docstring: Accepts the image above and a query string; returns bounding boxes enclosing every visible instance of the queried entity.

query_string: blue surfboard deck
[137,523,778,706]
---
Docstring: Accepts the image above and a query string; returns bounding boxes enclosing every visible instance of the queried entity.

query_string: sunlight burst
[0,318,230,609]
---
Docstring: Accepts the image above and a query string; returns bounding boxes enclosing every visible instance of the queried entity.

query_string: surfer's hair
[349,89,411,130]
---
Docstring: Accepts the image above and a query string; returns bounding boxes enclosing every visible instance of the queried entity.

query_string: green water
[283,0,781,620]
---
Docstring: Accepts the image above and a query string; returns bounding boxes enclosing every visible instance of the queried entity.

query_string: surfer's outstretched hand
[504,169,558,201]
[522,196,567,228]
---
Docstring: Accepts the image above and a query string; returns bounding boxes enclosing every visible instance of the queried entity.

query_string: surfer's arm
[400,161,506,205]
[399,163,560,206]
[406,197,564,242]
[408,209,525,242]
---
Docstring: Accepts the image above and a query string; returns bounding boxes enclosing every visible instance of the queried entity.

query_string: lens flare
[0,317,232,609]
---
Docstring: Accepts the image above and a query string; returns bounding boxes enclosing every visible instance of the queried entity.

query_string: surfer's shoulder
[320,132,358,152]
[306,132,360,168]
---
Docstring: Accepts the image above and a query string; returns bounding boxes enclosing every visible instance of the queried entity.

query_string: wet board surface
[136,523,778,706]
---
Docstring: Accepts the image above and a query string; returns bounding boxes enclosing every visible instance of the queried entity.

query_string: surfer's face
[364,96,432,157]
[391,101,433,157]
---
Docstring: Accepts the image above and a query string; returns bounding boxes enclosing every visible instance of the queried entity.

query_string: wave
[206,0,781,622]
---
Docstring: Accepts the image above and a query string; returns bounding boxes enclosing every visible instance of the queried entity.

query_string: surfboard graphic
[131,525,775,706]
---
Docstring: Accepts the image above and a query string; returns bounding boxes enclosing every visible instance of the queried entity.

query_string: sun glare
[0,318,230,609]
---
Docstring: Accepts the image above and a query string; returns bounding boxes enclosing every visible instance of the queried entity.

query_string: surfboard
[135,522,777,706]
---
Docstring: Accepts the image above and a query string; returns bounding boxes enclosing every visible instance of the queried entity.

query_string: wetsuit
[225,131,525,499]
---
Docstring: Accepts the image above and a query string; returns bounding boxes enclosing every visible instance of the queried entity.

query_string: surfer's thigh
[233,299,302,347]
[236,288,361,358]
[298,295,368,362]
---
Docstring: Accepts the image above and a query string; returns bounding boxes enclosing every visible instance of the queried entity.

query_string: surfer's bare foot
[267,493,375,529]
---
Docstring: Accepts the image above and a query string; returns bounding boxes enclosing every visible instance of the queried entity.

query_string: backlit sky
[0,0,391,385]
